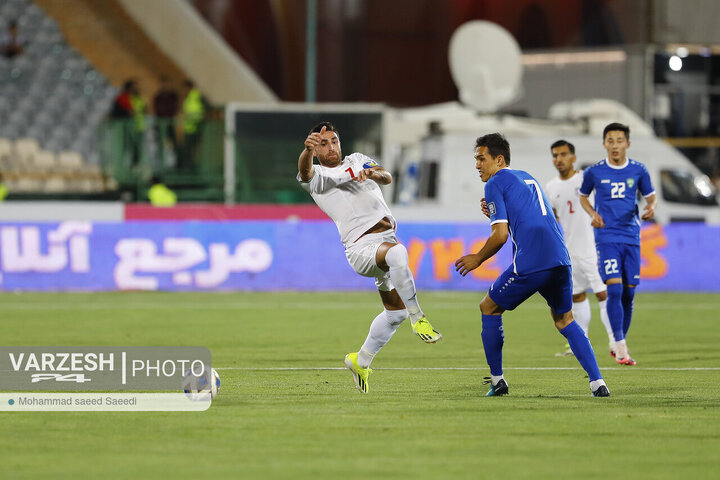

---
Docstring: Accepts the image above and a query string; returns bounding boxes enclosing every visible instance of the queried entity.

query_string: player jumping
[298,121,442,394]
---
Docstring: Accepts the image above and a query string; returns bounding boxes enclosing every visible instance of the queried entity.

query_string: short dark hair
[603,122,630,141]
[550,139,575,154]
[475,133,510,165]
[310,121,338,136]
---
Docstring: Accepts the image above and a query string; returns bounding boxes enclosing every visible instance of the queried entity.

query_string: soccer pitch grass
[1,292,719,479]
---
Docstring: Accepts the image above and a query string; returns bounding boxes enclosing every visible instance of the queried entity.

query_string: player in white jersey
[546,140,615,357]
[298,121,442,393]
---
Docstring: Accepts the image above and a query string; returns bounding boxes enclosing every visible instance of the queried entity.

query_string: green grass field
[1,291,719,479]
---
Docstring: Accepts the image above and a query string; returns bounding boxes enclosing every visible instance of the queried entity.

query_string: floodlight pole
[305,0,317,102]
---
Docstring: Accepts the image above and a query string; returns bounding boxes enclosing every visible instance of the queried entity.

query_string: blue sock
[622,286,636,337]
[606,283,625,341]
[481,314,504,376]
[560,321,602,382]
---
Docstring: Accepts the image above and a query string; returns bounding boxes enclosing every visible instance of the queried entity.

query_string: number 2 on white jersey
[524,179,548,216]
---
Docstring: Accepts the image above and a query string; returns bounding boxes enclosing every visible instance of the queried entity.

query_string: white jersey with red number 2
[545,170,597,260]
[298,152,394,247]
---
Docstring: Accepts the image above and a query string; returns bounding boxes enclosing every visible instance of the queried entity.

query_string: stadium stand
[0,0,112,194]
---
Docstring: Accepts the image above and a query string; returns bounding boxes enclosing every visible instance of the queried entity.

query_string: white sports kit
[298,152,396,290]
[545,171,606,295]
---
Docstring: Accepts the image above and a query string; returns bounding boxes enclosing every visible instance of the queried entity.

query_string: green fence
[98,111,225,202]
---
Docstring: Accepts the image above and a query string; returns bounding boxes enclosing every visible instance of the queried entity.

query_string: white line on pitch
[0,302,718,311]
[218,367,720,371]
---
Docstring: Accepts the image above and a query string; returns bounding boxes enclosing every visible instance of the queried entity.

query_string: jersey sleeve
[579,168,594,196]
[485,178,508,225]
[638,164,655,197]
[351,152,381,170]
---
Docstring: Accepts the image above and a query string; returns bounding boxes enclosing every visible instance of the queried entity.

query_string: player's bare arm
[355,166,392,185]
[299,126,327,182]
[455,222,509,276]
[641,193,658,221]
[579,195,605,228]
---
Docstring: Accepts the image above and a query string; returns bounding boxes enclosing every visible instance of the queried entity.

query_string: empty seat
[0,138,13,162]
[43,176,67,193]
[14,137,40,163]
[57,150,84,170]
[33,150,57,172]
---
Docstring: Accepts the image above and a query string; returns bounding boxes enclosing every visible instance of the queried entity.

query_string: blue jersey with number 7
[579,159,655,246]
[485,168,570,275]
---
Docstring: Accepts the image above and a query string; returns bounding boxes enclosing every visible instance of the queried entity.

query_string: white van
[386,109,719,224]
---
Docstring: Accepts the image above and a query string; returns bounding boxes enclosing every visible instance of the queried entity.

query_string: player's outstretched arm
[579,195,604,228]
[455,222,509,276]
[354,166,392,185]
[641,193,658,221]
[299,126,326,182]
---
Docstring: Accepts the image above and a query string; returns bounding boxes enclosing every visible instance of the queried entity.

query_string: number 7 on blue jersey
[525,179,548,216]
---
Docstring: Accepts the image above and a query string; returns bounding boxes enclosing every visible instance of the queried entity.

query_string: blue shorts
[489,265,573,314]
[596,243,641,284]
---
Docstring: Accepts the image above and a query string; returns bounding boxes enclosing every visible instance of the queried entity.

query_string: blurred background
[0,0,718,291]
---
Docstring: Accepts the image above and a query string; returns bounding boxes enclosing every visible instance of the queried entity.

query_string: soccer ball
[182,366,221,400]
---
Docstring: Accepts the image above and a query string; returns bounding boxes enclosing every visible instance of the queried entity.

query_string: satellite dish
[449,21,523,113]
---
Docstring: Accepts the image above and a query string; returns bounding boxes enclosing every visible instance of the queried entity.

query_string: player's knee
[385,308,408,326]
[480,295,503,315]
[553,311,573,330]
[384,243,408,269]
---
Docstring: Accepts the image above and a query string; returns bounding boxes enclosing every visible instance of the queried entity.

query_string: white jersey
[545,170,596,260]
[298,152,394,247]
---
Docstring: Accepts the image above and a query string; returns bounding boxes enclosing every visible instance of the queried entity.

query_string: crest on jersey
[488,202,496,216]
[362,159,379,169]
[626,178,635,188]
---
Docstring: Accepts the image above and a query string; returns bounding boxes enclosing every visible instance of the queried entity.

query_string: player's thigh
[537,266,573,315]
[596,243,623,283]
[575,254,606,294]
[488,267,539,312]
[620,244,641,285]
[345,236,391,279]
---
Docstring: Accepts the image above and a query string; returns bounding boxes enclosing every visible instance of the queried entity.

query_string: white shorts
[571,254,607,295]
[344,230,398,291]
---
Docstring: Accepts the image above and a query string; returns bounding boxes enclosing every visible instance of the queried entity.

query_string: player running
[298,121,442,394]
[579,123,657,366]
[546,140,615,357]
[455,133,609,397]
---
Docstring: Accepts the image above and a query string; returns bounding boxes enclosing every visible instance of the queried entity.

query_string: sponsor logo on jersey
[362,160,379,169]
[488,202,496,216]
[626,178,635,187]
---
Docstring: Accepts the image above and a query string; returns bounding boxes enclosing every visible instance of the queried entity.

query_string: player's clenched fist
[304,125,326,152]
[480,197,490,218]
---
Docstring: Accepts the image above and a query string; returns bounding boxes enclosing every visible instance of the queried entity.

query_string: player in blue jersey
[455,133,609,397]
[579,123,657,366]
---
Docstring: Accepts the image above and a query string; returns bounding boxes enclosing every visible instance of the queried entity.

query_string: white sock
[590,379,606,391]
[614,339,628,359]
[491,374,505,385]
[385,244,423,323]
[597,299,614,344]
[358,309,408,368]
[572,298,591,335]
